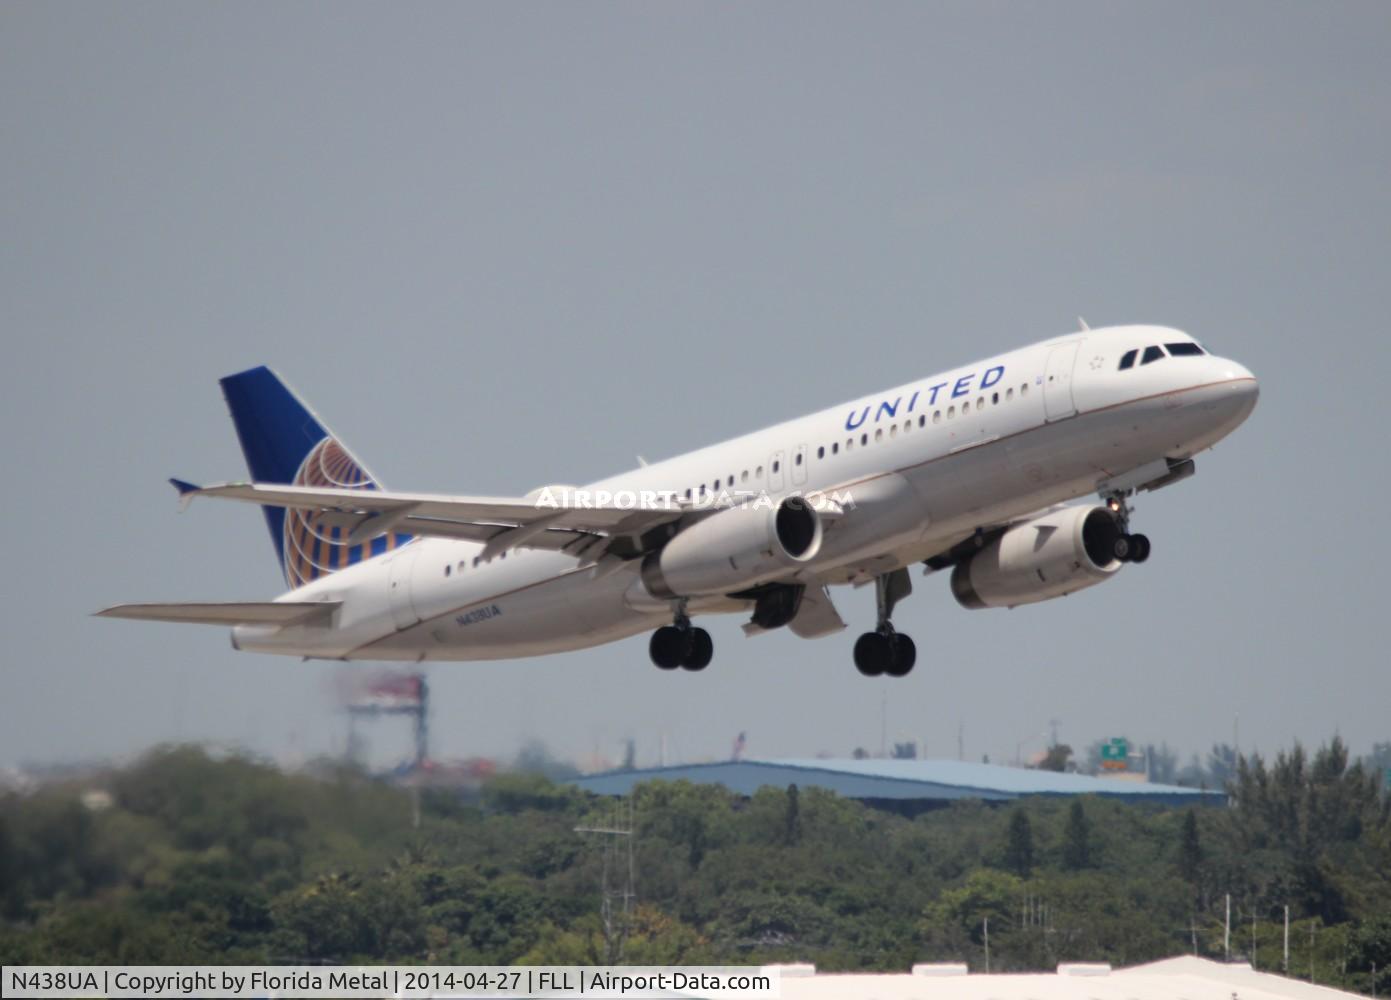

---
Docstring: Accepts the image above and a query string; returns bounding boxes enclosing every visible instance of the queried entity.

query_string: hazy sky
[3,2,1388,774]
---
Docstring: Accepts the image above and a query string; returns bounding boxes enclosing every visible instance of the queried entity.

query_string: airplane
[99,324,1258,677]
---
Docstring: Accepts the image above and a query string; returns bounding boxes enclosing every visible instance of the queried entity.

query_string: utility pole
[1225,894,1231,962]
[1310,921,1316,984]
[1283,906,1290,974]
[575,796,636,964]
[983,916,990,974]
[1252,908,1257,969]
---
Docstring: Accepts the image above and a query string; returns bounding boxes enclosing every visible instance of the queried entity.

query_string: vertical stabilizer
[219,366,410,587]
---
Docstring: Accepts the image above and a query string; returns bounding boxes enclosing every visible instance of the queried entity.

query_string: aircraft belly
[352,561,657,661]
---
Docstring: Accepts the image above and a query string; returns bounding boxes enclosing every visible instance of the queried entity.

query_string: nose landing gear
[852,568,916,678]
[649,600,713,672]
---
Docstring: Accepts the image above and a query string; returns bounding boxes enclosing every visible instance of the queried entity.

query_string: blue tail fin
[219,366,411,588]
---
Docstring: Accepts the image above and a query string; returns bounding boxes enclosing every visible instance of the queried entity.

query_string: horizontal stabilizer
[95,601,340,627]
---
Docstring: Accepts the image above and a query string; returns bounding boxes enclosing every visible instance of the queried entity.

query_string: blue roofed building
[569,758,1219,811]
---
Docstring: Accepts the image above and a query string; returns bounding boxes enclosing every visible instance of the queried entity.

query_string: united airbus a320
[100,324,1258,677]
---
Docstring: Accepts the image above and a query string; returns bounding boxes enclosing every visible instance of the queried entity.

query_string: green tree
[783,785,802,847]
[1062,800,1091,870]
[1003,809,1034,878]
[1038,744,1073,773]
[1178,809,1203,884]
[921,869,1021,945]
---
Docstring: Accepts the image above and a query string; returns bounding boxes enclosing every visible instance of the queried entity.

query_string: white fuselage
[233,325,1258,661]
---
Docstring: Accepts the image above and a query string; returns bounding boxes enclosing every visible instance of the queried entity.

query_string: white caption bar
[3,966,781,999]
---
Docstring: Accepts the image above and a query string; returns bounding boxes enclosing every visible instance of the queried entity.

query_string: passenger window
[861,433,868,445]
[795,453,803,466]
[875,428,883,442]
[832,442,839,455]
[1166,342,1204,357]
[1142,345,1165,365]
[1119,349,1138,370]
[1006,388,1014,401]
[948,405,956,419]
[458,561,466,572]
[976,398,984,411]
[933,410,941,424]
[727,475,734,487]
[889,425,898,438]
[1021,383,1029,395]
[846,439,854,451]
[444,565,451,577]
[817,446,824,459]
[756,465,764,476]
[992,392,999,404]
[772,461,780,473]
[918,414,926,427]
[741,470,749,482]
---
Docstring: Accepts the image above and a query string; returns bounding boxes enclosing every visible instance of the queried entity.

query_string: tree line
[0,739,1387,993]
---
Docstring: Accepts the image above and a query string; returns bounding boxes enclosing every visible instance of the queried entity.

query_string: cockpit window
[1141,345,1166,365]
[1118,349,1137,370]
[1166,342,1205,357]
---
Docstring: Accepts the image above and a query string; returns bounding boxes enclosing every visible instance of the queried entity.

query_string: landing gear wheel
[854,632,891,677]
[1112,534,1133,563]
[682,628,713,671]
[885,633,917,677]
[1129,533,1151,564]
[649,626,687,670]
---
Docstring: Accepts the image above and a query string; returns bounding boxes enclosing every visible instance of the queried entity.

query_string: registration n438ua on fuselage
[100,324,1258,677]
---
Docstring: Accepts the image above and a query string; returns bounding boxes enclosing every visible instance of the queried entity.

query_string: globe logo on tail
[282,437,406,588]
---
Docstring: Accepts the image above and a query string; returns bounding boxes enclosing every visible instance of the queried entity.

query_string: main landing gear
[853,568,916,678]
[649,600,713,672]
[1103,493,1152,564]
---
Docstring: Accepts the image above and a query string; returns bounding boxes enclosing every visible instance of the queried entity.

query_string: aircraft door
[387,543,421,630]
[791,444,809,486]
[769,449,786,492]
[1043,341,1081,422]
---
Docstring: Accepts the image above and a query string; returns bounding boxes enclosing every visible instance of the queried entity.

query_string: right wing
[95,602,340,626]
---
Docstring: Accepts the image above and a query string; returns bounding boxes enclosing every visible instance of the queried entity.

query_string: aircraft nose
[1222,359,1258,394]
[1215,358,1259,418]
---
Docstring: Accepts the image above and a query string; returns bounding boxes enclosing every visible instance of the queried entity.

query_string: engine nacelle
[635,496,823,600]
[951,505,1123,610]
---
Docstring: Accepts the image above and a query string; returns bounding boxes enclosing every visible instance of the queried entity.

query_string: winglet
[1077,316,1091,331]
[169,478,202,511]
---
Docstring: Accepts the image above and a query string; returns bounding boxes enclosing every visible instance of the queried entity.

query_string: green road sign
[1101,738,1129,762]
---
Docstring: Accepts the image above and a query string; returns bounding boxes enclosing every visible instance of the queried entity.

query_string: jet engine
[635,496,823,600]
[950,505,1123,609]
